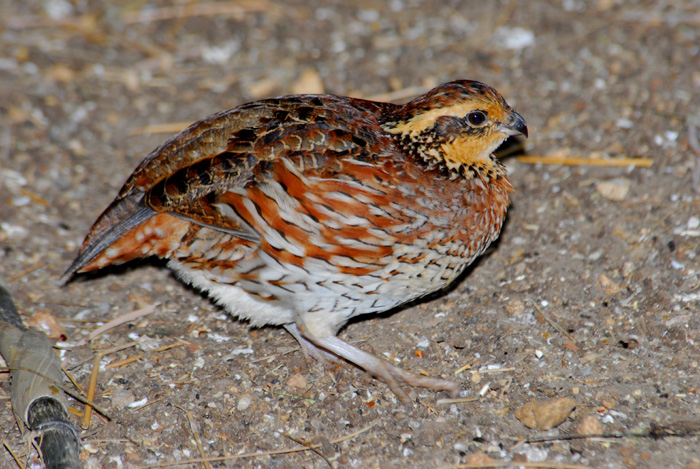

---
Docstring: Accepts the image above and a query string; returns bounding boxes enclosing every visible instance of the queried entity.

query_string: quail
[66,80,527,399]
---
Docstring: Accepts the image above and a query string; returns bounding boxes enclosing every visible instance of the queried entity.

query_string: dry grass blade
[173,407,211,469]
[81,353,101,430]
[62,366,83,394]
[75,303,159,347]
[131,396,165,412]
[82,341,141,428]
[436,396,479,405]
[530,300,575,344]
[280,432,333,468]
[478,367,515,374]
[454,362,472,375]
[8,263,46,282]
[18,189,49,207]
[122,1,271,24]
[104,353,143,370]
[517,155,653,167]
[2,439,24,469]
[455,363,514,377]
[153,341,187,353]
[177,406,211,469]
[129,122,191,136]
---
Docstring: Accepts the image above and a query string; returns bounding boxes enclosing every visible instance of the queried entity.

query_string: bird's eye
[467,111,487,127]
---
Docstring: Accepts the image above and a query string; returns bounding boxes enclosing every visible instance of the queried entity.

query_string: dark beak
[499,110,528,138]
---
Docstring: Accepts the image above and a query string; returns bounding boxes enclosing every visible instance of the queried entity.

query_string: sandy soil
[1,1,699,467]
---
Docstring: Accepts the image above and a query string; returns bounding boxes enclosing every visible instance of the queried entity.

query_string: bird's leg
[294,322,459,401]
[284,323,344,365]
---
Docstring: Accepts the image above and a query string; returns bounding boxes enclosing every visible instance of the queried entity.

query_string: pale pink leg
[284,323,343,364]
[292,322,459,401]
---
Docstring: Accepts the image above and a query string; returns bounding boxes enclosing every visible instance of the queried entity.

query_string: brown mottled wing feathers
[65,96,397,276]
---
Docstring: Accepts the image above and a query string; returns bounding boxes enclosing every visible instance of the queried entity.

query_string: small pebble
[505,299,525,316]
[128,397,148,408]
[286,372,307,389]
[596,178,631,201]
[515,397,577,430]
[237,395,252,411]
[576,415,603,435]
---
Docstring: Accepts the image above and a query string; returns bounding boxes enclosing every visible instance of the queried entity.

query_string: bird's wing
[65,96,398,276]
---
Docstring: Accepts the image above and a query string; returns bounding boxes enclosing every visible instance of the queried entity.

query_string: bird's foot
[293,323,459,402]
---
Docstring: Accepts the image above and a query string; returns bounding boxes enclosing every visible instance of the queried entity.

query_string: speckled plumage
[66,80,527,399]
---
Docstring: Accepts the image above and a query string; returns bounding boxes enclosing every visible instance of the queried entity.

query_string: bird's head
[383,80,527,174]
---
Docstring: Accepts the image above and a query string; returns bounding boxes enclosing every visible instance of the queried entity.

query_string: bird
[65,80,527,400]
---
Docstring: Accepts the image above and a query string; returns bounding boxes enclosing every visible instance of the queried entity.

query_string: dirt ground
[1,1,700,467]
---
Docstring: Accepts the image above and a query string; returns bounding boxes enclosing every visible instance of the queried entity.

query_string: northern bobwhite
[66,80,527,399]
